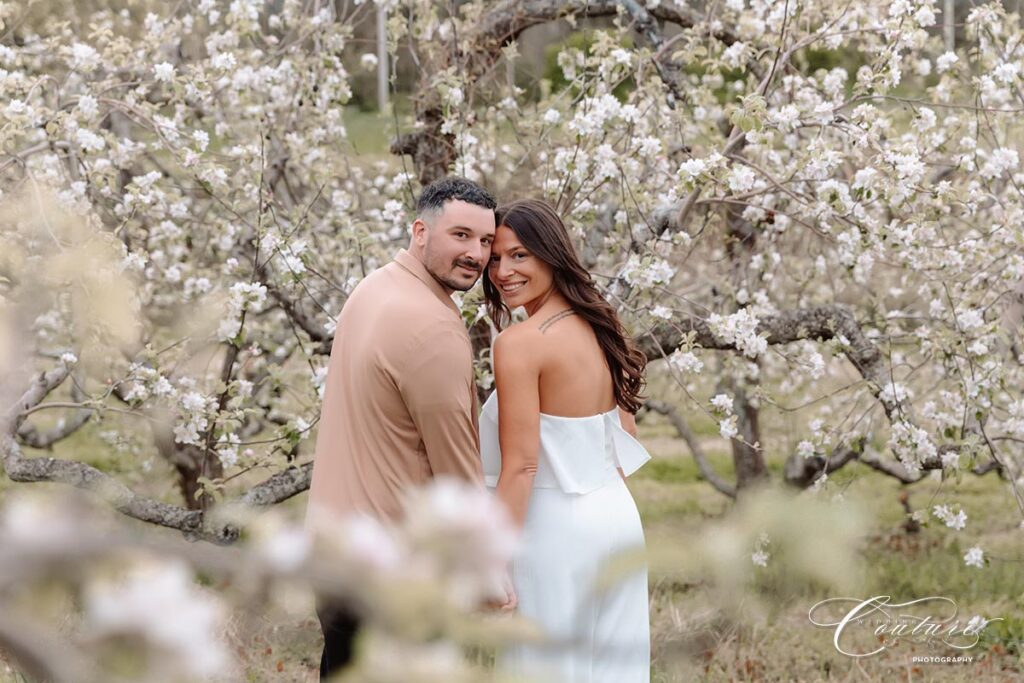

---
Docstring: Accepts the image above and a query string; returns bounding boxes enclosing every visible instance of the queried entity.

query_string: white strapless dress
[480,391,651,683]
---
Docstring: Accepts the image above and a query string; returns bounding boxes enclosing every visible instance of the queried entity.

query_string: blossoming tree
[2,0,1023,554]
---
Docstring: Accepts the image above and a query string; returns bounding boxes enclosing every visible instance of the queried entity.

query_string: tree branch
[783,439,863,488]
[2,434,313,544]
[638,305,1007,488]
[16,381,92,448]
[472,0,729,51]
[401,0,734,184]
[1,364,313,543]
[265,279,331,343]
[643,398,736,498]
[638,304,900,418]
[3,364,72,433]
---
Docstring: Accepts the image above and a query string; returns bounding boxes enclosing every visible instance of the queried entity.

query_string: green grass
[632,424,1024,682]
[341,98,415,159]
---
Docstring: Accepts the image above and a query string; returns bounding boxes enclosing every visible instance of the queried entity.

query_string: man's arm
[398,326,483,483]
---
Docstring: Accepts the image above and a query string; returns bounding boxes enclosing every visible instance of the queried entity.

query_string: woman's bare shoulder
[493,322,543,353]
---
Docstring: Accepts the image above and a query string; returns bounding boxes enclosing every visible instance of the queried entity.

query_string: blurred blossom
[308,511,406,573]
[751,532,771,567]
[84,560,231,678]
[401,477,519,606]
[253,516,312,573]
[347,631,482,683]
[0,493,82,550]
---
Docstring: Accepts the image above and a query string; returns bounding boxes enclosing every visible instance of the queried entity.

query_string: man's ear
[411,218,429,247]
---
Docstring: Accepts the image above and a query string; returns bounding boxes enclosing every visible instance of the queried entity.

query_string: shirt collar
[393,248,461,317]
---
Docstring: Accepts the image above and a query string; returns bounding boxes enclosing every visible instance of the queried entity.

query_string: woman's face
[487,224,554,309]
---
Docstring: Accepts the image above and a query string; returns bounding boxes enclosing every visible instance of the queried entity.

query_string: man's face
[414,199,496,292]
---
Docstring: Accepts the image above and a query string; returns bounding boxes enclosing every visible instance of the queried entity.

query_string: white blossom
[707,308,768,358]
[77,94,98,118]
[75,128,106,152]
[650,305,672,320]
[669,350,703,374]
[621,254,675,288]
[727,165,757,193]
[719,416,738,439]
[154,61,175,82]
[956,307,985,331]
[963,546,984,568]
[192,129,210,151]
[980,148,1019,180]
[913,6,936,27]
[710,393,734,413]
[936,52,958,73]
[933,504,967,531]
[70,42,101,71]
[218,282,268,342]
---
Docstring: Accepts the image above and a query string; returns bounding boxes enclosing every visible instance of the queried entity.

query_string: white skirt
[492,476,650,683]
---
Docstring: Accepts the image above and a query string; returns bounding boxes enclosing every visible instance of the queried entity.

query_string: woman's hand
[482,567,518,612]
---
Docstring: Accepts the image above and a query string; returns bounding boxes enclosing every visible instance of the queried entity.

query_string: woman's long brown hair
[482,199,647,413]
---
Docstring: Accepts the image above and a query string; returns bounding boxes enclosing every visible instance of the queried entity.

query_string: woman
[480,198,652,682]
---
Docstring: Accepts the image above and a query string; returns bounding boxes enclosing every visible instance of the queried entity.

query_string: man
[306,176,500,679]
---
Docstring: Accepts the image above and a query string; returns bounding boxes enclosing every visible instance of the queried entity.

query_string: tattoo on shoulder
[538,309,576,334]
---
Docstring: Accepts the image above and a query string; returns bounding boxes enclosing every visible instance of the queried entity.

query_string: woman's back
[528,312,616,418]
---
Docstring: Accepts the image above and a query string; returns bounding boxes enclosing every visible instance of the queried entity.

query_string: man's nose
[463,240,485,265]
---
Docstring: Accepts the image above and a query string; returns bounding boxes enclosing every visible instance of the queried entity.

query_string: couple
[307,176,652,682]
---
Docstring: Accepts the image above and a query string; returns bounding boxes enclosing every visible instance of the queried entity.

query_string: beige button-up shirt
[307,249,482,524]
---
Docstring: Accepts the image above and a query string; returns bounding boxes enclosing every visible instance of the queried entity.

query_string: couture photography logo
[807,595,1002,660]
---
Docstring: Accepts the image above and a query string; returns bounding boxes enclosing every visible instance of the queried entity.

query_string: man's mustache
[454,259,482,273]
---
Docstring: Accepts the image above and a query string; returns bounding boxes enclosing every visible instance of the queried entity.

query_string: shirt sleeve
[396,325,483,484]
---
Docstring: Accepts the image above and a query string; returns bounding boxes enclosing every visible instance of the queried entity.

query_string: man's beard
[425,247,481,292]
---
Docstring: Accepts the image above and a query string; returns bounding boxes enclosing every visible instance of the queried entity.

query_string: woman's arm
[492,328,543,530]
[618,407,638,437]
[617,407,638,481]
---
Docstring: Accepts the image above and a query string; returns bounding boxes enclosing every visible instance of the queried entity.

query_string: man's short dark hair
[416,176,496,217]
